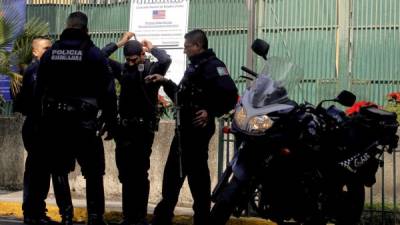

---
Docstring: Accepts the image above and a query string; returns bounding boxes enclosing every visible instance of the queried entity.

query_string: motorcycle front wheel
[210,176,247,225]
[335,181,365,225]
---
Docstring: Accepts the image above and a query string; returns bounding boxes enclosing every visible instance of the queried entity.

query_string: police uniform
[152,49,238,225]
[35,28,117,225]
[15,59,73,225]
[102,43,171,224]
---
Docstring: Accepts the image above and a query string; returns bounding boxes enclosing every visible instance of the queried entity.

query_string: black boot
[120,181,149,225]
[117,219,148,225]
[52,174,74,225]
[60,204,74,225]
[86,175,107,225]
[61,215,74,225]
[87,214,108,225]
[23,215,61,225]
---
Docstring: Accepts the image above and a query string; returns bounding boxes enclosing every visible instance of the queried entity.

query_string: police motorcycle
[209,39,399,225]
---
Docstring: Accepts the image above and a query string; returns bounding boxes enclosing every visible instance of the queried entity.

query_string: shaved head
[32,37,51,60]
[66,11,88,32]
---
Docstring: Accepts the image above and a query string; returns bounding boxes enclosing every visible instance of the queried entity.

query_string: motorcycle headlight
[248,115,274,134]
[233,106,247,130]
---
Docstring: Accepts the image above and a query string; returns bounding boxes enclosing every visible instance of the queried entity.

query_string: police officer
[101,33,171,225]
[34,12,117,225]
[15,36,73,225]
[146,29,238,225]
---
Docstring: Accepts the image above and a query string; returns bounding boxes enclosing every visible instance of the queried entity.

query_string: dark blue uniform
[102,43,171,224]
[15,59,73,224]
[152,49,238,225]
[35,28,117,222]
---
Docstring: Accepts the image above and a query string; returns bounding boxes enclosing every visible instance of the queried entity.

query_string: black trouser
[152,122,215,225]
[41,116,106,220]
[115,123,155,223]
[22,117,73,219]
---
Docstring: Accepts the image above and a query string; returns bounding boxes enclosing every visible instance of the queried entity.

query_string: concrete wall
[0,118,219,207]
[68,120,220,207]
[0,116,25,190]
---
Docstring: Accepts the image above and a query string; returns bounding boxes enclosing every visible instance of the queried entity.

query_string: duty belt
[120,117,147,127]
[45,102,74,112]
[43,98,98,116]
[44,101,79,113]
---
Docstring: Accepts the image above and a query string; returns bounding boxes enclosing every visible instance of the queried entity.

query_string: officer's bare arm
[116,32,134,48]
[101,32,134,57]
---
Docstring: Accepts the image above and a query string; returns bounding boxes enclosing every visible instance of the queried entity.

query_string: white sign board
[164,48,186,84]
[129,0,190,84]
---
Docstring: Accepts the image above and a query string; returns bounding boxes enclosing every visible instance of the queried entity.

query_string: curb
[0,201,276,225]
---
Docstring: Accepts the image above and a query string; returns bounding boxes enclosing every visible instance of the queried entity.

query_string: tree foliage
[0,13,49,100]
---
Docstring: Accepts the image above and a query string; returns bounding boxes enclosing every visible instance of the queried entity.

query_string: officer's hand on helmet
[116,32,135,48]
[193,109,209,128]
[145,74,168,84]
[141,39,153,52]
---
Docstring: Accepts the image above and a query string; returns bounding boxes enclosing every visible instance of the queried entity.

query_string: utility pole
[336,0,352,91]
[246,0,256,72]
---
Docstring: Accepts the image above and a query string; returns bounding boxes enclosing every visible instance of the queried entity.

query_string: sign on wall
[129,0,190,84]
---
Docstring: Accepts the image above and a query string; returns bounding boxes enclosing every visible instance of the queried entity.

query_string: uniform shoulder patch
[217,67,229,76]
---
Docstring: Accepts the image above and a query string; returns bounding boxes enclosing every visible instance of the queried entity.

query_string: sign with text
[129,0,190,85]
[130,0,189,48]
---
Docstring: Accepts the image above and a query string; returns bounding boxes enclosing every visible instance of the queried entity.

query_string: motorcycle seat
[359,106,397,121]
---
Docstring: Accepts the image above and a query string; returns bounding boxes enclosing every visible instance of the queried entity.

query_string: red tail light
[280,147,291,156]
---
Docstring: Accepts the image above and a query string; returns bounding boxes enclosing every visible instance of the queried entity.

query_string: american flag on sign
[152,10,166,19]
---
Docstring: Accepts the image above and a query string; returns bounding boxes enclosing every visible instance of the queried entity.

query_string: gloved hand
[103,130,114,141]
[97,123,118,141]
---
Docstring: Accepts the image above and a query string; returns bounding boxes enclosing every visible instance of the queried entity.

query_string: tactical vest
[177,56,215,123]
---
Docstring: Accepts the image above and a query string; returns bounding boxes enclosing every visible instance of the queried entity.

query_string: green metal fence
[189,0,249,93]
[258,0,338,104]
[26,0,130,62]
[1,0,399,111]
[351,0,400,105]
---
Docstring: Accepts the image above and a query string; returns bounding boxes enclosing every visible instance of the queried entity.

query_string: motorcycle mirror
[251,39,269,60]
[334,90,356,107]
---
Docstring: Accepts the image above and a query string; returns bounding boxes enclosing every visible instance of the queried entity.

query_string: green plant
[158,94,173,119]
[384,92,400,123]
[0,14,49,98]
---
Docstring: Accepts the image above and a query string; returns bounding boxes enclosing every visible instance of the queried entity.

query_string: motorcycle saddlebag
[357,106,399,147]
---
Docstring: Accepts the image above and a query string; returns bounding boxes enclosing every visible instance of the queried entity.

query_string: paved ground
[0,190,275,225]
[0,217,23,225]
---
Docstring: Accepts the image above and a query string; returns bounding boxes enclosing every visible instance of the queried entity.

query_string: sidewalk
[0,190,275,225]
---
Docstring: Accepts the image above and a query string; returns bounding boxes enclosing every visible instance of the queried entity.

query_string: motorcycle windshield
[249,57,303,108]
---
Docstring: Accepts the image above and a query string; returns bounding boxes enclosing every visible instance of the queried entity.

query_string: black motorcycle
[210,39,399,225]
